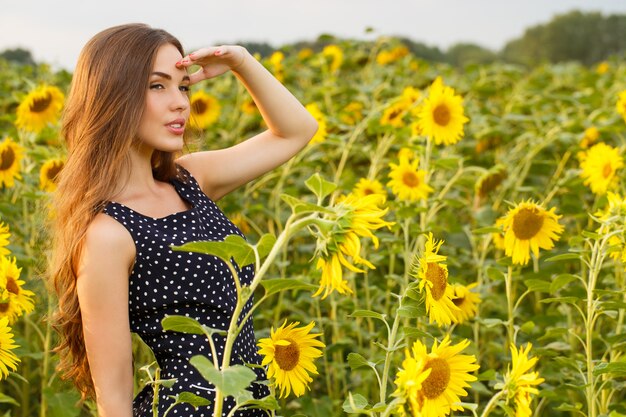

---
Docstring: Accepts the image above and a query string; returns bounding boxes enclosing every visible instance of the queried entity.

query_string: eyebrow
[150,71,190,82]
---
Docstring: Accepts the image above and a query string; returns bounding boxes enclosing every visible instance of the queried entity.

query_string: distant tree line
[2,10,625,69]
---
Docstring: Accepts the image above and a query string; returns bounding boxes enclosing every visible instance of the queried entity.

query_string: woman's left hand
[176,45,249,85]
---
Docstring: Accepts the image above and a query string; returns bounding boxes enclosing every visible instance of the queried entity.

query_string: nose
[171,90,189,112]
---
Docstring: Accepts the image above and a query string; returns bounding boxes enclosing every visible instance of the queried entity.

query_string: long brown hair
[49,23,186,400]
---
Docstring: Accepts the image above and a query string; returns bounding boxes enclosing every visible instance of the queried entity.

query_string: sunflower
[0,256,35,324]
[580,126,600,149]
[596,61,609,74]
[417,77,469,146]
[393,348,429,413]
[297,48,313,60]
[339,101,364,126]
[617,90,626,124]
[499,200,564,265]
[352,178,386,199]
[0,317,19,379]
[257,320,325,398]
[0,137,23,188]
[579,142,624,195]
[15,85,64,133]
[313,193,393,299]
[0,223,10,257]
[39,158,64,192]
[396,335,479,417]
[337,193,394,248]
[240,97,258,115]
[411,233,460,326]
[313,254,354,299]
[305,103,328,144]
[387,156,433,202]
[503,344,544,417]
[188,90,221,129]
[475,165,507,200]
[322,44,343,73]
[267,51,285,82]
[381,101,409,128]
[492,217,506,251]
[450,283,480,324]
[376,45,409,65]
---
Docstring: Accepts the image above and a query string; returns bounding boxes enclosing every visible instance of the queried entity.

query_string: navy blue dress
[103,164,269,416]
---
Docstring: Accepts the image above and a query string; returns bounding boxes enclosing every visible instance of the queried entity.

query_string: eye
[149,83,165,90]
[179,85,190,93]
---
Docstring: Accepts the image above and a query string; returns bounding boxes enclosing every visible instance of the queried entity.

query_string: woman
[49,23,318,417]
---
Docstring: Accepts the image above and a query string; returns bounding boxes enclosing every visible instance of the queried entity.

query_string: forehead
[152,43,185,73]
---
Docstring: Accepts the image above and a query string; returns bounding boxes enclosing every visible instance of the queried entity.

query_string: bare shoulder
[175,153,219,197]
[80,213,135,279]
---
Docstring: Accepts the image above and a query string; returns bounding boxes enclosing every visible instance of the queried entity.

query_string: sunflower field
[0,37,626,417]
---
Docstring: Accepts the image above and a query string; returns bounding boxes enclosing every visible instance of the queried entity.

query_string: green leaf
[593,361,626,377]
[478,318,506,328]
[486,266,505,281]
[256,233,277,260]
[544,253,582,262]
[190,356,257,397]
[162,315,224,339]
[0,392,18,406]
[401,326,432,339]
[348,310,386,322]
[42,388,82,417]
[170,392,211,408]
[172,234,255,266]
[305,173,337,200]
[342,392,369,413]
[550,274,579,293]
[524,279,551,292]
[346,353,371,370]
[280,194,333,214]
[397,304,425,319]
[541,297,580,305]
[261,278,317,296]
[239,396,279,411]
[581,230,603,240]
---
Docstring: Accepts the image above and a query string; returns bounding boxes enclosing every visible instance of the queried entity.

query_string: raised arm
[175,46,319,200]
[76,214,136,417]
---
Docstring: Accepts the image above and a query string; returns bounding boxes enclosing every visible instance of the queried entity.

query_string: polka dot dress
[103,164,269,416]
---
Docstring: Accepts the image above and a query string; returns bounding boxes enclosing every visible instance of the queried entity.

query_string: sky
[1,0,625,71]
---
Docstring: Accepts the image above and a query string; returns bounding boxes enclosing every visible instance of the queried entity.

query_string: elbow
[304,117,319,144]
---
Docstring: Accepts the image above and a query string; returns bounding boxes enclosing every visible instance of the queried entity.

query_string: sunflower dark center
[422,357,451,399]
[0,147,15,170]
[0,302,8,313]
[30,93,52,113]
[46,162,63,182]
[388,109,402,121]
[602,163,613,179]
[433,104,451,126]
[402,171,419,188]
[274,338,300,371]
[425,262,447,300]
[192,99,208,115]
[512,207,544,240]
[452,296,465,307]
[6,277,19,295]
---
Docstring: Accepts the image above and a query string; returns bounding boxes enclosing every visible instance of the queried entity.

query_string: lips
[165,118,186,135]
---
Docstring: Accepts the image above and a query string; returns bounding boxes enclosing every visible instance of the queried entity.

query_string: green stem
[479,389,507,417]
[505,265,515,347]
[379,311,401,403]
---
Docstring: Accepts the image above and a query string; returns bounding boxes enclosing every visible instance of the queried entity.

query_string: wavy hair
[48,23,186,400]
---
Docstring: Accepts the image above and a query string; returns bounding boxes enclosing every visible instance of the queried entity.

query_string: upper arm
[177,122,318,200]
[76,213,135,416]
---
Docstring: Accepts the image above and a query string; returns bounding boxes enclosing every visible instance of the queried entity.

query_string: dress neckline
[108,177,195,221]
